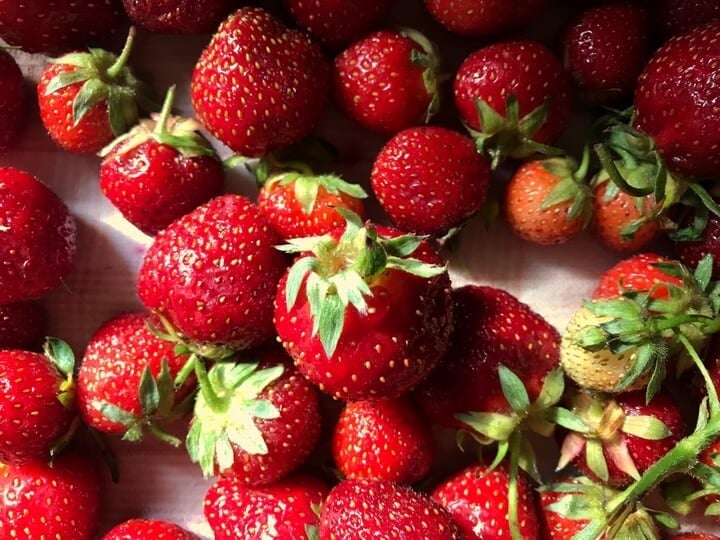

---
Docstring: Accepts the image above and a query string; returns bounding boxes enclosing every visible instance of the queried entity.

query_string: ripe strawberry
[503,152,592,245]
[187,343,321,483]
[431,462,540,540]
[562,2,650,103]
[204,473,329,539]
[0,49,26,151]
[121,0,238,34]
[191,7,330,158]
[0,167,77,304]
[673,204,720,279]
[454,40,571,167]
[0,340,76,465]
[370,126,491,236]
[99,86,225,236]
[331,397,434,484]
[423,0,548,37]
[102,518,199,539]
[653,0,720,40]
[274,213,453,401]
[285,0,391,49]
[593,252,683,302]
[320,478,463,539]
[37,28,153,154]
[0,452,101,539]
[137,193,287,349]
[76,312,196,443]
[0,300,48,351]
[333,28,441,135]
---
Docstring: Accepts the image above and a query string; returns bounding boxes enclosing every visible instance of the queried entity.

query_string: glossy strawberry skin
[0,167,77,304]
[103,518,199,539]
[592,252,683,301]
[121,0,237,34]
[423,0,548,37]
[370,126,491,236]
[0,50,26,151]
[137,194,287,349]
[191,7,330,158]
[0,301,48,351]
[204,474,329,539]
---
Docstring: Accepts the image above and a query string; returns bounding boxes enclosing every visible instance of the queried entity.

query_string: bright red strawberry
[102,518,199,539]
[285,0,391,49]
[187,343,321,484]
[320,478,463,539]
[370,126,491,236]
[0,167,77,304]
[99,86,225,236]
[0,341,76,465]
[331,397,434,484]
[76,312,196,443]
[121,0,238,33]
[503,152,592,245]
[431,462,540,540]
[333,28,441,135]
[562,2,650,103]
[204,473,329,539]
[653,0,720,40]
[191,7,330,158]
[274,213,453,401]
[593,252,684,301]
[137,194,287,349]
[37,28,153,154]
[0,49,26,151]
[423,0,548,37]
[0,0,128,55]
[0,300,48,351]
[0,451,101,539]
[454,40,571,167]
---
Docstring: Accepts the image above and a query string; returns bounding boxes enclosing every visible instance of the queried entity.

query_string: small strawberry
[191,7,330,158]
[0,300,48,351]
[423,0,548,37]
[593,252,684,302]
[137,193,287,349]
[320,478,463,539]
[121,0,238,34]
[204,473,329,539]
[102,518,199,539]
[99,86,225,236]
[331,396,434,484]
[333,28,441,135]
[0,49,26,151]
[0,167,77,304]
[653,0,720,40]
[370,126,491,236]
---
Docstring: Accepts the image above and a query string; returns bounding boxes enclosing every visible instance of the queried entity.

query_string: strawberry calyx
[264,170,368,215]
[402,27,442,123]
[43,337,77,410]
[539,147,593,227]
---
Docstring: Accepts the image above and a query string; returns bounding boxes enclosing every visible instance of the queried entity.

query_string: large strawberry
[0,49,26,151]
[423,0,548,37]
[121,0,238,34]
[0,167,77,304]
[137,194,287,349]
[0,300,48,351]
[274,211,453,401]
[191,7,330,158]
[102,518,199,539]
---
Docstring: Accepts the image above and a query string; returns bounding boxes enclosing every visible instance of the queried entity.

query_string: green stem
[508,430,523,540]
[106,26,136,79]
[654,313,714,332]
[575,145,591,181]
[153,85,176,136]
[174,354,198,388]
[594,144,652,197]
[193,359,224,412]
[679,333,720,415]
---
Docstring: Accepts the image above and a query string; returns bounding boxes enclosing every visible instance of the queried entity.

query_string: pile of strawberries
[2,0,720,538]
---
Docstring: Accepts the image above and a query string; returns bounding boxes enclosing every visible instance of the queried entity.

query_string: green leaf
[585,439,609,482]
[318,294,345,358]
[614,344,655,391]
[44,68,94,95]
[73,78,108,125]
[329,269,370,314]
[474,98,506,135]
[546,407,592,433]
[306,272,330,337]
[386,256,446,278]
[93,401,137,427]
[244,399,280,420]
[644,357,666,404]
[455,411,518,442]
[225,416,270,455]
[532,367,565,410]
[138,365,160,416]
[236,364,284,399]
[382,235,424,258]
[43,337,76,376]
[294,174,321,214]
[498,366,530,412]
[622,416,671,440]
[215,433,235,472]
[107,85,139,136]
[285,256,317,310]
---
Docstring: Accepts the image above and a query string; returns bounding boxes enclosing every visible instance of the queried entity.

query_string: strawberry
[454,40,572,167]
[0,300,48,351]
[103,518,199,539]
[136,193,287,349]
[319,478,463,539]
[423,0,548,37]
[0,167,77,304]
[503,151,592,245]
[0,49,26,151]
[186,343,321,484]
[331,396,434,484]
[593,252,684,302]
[121,0,238,34]
[285,0,391,49]
[190,7,330,158]
[673,205,720,279]
[0,340,76,465]
[37,28,153,154]
[431,462,540,540]
[370,126,491,236]
[274,212,453,401]
[670,534,720,540]
[333,28,441,135]
[99,86,225,236]
[653,0,720,40]
[0,451,102,539]
[204,473,329,539]
[76,312,197,444]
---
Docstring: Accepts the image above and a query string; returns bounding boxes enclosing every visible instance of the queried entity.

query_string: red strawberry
[454,40,571,167]
[320,478,463,539]
[0,300,48,351]
[99,86,225,236]
[103,518,198,539]
[285,0,391,49]
[204,473,329,539]
[593,252,684,301]
[673,202,720,279]
[187,343,321,484]
[653,0,720,40]
[0,49,26,151]
[423,0,548,37]
[137,194,287,349]
[0,167,77,304]
[370,126,491,236]
[333,28,441,135]
[0,340,76,465]
[331,396,434,484]
[37,28,153,154]
[562,2,650,103]
[191,7,330,158]
[0,451,102,539]
[431,462,540,540]
[121,0,238,34]
[274,213,453,401]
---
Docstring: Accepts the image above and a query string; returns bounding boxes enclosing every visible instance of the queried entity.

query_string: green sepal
[44,68,95,95]
[585,438,609,483]
[499,365,530,413]
[268,172,367,215]
[454,411,518,442]
[305,524,320,540]
[545,407,592,434]
[706,502,720,516]
[43,337,76,410]
[621,415,671,440]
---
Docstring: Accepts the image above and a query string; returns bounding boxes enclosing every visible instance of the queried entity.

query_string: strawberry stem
[594,143,652,197]
[678,333,720,415]
[193,359,223,412]
[106,26,136,79]
[153,85,176,136]
[508,430,523,540]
